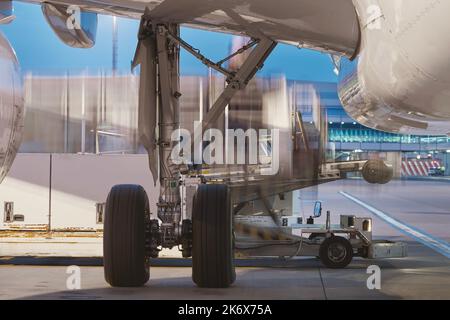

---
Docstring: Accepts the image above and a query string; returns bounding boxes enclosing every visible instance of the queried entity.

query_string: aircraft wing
[19,0,360,57]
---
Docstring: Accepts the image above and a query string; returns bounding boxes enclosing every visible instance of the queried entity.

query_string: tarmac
[0,179,449,300]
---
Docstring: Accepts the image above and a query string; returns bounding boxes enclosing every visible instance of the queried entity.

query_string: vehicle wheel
[319,236,353,269]
[104,184,150,287]
[192,184,236,288]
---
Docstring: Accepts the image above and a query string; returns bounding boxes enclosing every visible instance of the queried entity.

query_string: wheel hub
[327,243,347,262]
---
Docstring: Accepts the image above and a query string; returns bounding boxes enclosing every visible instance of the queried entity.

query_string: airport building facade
[19,73,450,177]
[296,80,450,177]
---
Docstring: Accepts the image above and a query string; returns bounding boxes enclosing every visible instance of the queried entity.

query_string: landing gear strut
[103,8,276,288]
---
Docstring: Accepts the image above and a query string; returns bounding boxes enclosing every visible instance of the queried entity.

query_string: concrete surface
[0,179,449,300]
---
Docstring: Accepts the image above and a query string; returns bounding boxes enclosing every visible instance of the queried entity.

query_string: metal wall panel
[51,154,158,230]
[0,154,159,231]
[0,154,51,228]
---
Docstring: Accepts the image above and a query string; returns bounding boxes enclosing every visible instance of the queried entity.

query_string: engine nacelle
[338,0,450,135]
[42,3,98,48]
[0,0,14,24]
[0,31,23,183]
[361,159,393,185]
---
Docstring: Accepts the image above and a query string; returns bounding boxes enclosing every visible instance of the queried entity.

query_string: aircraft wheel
[104,184,150,287]
[319,236,353,269]
[192,184,236,288]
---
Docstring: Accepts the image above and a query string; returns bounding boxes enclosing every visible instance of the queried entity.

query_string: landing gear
[103,185,150,287]
[192,185,236,288]
[102,8,277,288]
[319,236,353,269]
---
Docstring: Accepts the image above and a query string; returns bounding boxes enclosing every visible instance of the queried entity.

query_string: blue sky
[1,2,337,82]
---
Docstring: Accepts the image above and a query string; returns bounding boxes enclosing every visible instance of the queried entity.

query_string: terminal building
[19,73,450,177]
[296,80,450,176]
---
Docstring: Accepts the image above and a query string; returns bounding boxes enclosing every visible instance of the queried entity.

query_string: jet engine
[338,0,450,136]
[361,159,393,185]
[0,31,24,183]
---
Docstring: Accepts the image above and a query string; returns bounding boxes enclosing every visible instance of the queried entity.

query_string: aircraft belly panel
[20,0,359,56]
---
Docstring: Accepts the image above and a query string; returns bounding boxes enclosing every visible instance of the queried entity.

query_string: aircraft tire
[192,184,236,288]
[104,184,150,287]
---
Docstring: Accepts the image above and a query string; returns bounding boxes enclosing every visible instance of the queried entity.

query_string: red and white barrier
[401,160,441,176]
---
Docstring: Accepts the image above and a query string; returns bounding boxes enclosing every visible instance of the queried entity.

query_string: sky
[0,2,338,82]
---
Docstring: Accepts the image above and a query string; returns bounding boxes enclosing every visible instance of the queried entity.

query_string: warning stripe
[234,223,296,241]
[416,161,425,176]
[405,162,412,176]
[401,160,442,177]
[402,162,412,176]
[408,161,417,175]
[418,161,427,176]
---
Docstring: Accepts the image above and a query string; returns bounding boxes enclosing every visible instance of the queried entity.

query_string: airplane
[0,0,447,288]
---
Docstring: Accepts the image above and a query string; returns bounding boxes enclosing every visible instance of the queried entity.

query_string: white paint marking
[340,191,450,259]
